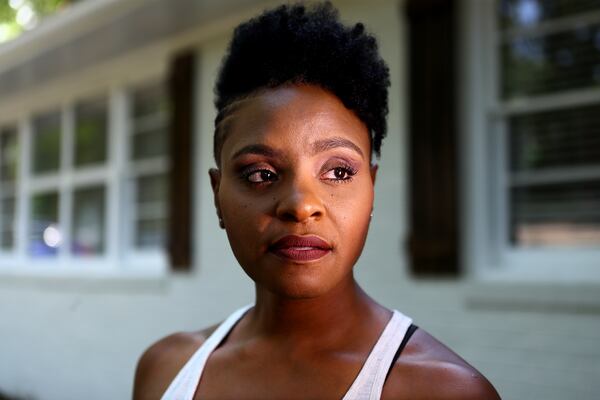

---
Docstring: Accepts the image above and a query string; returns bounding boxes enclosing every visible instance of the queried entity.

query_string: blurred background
[0,0,599,398]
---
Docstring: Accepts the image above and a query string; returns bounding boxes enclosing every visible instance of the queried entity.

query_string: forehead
[220,85,371,161]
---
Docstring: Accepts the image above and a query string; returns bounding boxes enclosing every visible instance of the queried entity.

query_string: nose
[275,176,325,223]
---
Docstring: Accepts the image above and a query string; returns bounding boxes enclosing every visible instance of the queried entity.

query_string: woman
[134,3,500,399]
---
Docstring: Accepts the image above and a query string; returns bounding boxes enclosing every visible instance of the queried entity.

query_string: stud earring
[218,217,225,229]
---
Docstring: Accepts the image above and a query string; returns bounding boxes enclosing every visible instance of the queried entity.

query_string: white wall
[1,1,599,399]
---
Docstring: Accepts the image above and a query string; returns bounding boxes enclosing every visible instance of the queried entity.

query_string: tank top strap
[160,304,253,400]
[342,310,413,400]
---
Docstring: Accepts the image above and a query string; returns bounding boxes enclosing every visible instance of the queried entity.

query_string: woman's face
[210,85,376,298]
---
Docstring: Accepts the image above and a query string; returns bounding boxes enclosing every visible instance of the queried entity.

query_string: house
[0,0,599,398]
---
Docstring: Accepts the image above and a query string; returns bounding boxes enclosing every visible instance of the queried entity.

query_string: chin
[244,263,345,299]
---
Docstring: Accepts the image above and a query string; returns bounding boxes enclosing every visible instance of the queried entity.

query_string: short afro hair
[213,1,390,165]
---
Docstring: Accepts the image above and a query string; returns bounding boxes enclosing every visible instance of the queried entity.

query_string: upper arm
[382,328,501,400]
[133,340,166,400]
[427,361,501,400]
[133,333,205,400]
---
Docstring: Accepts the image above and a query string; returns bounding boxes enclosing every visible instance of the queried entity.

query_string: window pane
[1,197,15,250]
[131,83,168,119]
[130,82,169,160]
[135,219,166,249]
[510,181,600,246]
[32,111,61,174]
[132,128,167,160]
[1,126,19,184]
[134,174,167,249]
[501,22,600,98]
[72,186,105,256]
[29,192,60,256]
[499,0,600,29]
[74,97,108,167]
[509,103,600,171]
[137,174,167,204]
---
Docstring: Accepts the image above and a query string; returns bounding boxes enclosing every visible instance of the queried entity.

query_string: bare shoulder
[132,325,219,400]
[382,328,501,400]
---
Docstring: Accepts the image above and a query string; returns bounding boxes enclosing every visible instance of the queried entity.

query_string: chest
[193,348,364,400]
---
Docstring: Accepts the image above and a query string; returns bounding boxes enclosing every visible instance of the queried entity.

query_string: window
[0,79,170,273]
[497,0,600,249]
[468,0,600,275]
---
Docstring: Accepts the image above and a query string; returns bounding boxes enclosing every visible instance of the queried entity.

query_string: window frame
[125,80,170,261]
[461,0,600,283]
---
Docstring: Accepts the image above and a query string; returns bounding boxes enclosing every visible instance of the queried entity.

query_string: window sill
[472,255,600,284]
[0,265,171,293]
[465,279,600,315]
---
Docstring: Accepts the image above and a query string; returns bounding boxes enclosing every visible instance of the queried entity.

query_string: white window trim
[460,0,600,284]
[0,74,169,277]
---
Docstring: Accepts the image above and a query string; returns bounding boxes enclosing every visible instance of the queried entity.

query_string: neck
[245,276,387,345]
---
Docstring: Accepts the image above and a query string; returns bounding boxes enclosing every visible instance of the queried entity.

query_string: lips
[269,235,332,262]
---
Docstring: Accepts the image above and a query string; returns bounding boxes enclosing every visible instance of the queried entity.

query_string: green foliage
[0,2,17,22]
[30,0,68,19]
[0,0,72,43]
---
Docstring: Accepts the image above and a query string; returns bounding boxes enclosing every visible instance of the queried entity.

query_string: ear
[369,163,378,185]
[209,168,222,217]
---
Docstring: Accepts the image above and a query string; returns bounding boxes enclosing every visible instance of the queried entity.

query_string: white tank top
[161,305,413,400]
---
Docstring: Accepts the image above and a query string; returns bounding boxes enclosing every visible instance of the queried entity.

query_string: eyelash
[241,168,278,185]
[240,163,358,185]
[322,163,358,183]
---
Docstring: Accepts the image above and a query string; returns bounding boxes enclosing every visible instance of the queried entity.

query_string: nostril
[276,195,325,222]
[280,207,321,223]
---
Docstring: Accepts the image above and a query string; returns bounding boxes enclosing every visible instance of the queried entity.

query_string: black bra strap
[384,324,418,382]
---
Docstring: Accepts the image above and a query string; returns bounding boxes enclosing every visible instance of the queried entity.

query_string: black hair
[213,1,390,165]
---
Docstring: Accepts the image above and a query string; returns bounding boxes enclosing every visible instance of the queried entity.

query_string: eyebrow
[231,144,283,160]
[311,137,364,159]
[230,137,364,161]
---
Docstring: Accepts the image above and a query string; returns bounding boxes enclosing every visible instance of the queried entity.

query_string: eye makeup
[320,157,360,175]
[232,154,362,187]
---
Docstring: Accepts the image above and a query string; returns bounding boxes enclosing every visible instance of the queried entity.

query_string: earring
[218,217,225,229]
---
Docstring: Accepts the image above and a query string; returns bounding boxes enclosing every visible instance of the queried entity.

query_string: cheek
[330,184,374,247]
[219,177,253,216]
[218,182,271,254]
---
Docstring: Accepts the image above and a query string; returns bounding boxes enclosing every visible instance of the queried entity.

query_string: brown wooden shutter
[405,0,460,276]
[167,50,195,271]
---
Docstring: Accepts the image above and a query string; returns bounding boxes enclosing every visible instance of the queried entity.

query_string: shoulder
[132,325,218,400]
[382,327,501,400]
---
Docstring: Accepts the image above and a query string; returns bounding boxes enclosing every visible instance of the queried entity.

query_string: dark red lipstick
[269,235,332,262]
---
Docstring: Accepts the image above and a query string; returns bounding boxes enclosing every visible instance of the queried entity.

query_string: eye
[322,166,356,182]
[246,169,278,183]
